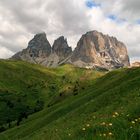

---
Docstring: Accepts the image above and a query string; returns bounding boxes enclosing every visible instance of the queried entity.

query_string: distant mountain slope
[0,60,140,140]
[11,30,130,70]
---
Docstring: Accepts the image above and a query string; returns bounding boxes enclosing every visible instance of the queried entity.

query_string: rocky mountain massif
[131,61,140,67]
[12,30,130,70]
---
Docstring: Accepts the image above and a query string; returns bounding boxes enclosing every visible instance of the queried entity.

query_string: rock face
[52,36,72,60]
[11,30,130,70]
[41,36,72,67]
[12,33,72,67]
[131,62,140,67]
[12,33,51,64]
[70,31,130,69]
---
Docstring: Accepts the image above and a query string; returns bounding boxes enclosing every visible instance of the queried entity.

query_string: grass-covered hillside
[0,60,140,140]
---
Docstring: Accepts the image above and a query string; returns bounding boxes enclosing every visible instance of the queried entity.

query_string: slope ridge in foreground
[0,60,140,140]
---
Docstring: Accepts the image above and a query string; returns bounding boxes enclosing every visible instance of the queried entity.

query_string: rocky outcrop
[52,36,72,60]
[11,30,130,70]
[12,33,72,67]
[131,62,140,67]
[12,33,51,64]
[70,31,130,69]
[41,36,72,67]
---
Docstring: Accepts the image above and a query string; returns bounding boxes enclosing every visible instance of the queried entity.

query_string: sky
[0,0,140,62]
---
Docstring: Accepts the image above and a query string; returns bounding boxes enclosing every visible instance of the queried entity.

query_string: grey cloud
[128,44,140,58]
[0,0,140,61]
[95,0,140,21]
[45,0,90,34]
[0,39,24,52]
[122,0,140,13]
[0,0,48,34]
[0,46,14,59]
[118,0,140,21]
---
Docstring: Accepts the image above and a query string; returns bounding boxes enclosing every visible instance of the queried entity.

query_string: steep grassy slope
[0,60,140,140]
[0,60,103,134]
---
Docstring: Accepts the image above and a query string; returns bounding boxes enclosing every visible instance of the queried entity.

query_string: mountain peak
[28,32,49,48]
[71,31,130,69]
[11,30,130,70]
[12,32,51,61]
[57,36,65,40]
[52,36,72,58]
[32,32,47,41]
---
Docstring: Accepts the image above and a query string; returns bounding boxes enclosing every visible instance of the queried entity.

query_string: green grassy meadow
[0,60,140,140]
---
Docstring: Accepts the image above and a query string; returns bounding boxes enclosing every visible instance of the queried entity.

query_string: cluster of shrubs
[0,93,44,132]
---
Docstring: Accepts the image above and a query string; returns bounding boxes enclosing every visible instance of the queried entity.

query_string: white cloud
[0,47,14,59]
[86,6,140,60]
[0,0,139,62]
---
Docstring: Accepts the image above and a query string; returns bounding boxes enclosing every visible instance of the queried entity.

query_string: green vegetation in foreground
[0,60,140,140]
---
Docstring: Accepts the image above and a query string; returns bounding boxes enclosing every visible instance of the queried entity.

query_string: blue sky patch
[86,0,101,8]
[108,15,117,21]
[108,14,127,24]
[136,19,140,24]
